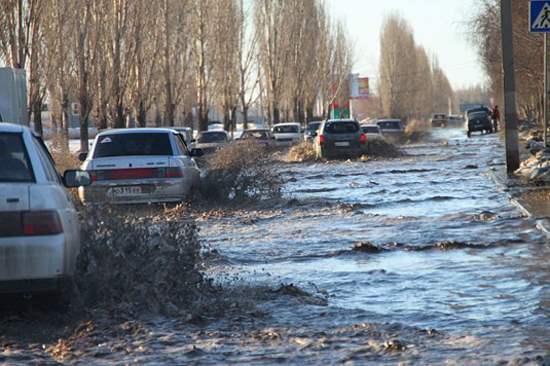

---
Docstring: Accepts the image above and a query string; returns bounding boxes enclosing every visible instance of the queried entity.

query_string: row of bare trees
[0,0,354,151]
[469,0,543,122]
[378,13,454,120]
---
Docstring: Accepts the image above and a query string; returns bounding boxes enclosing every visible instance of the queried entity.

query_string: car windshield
[362,126,380,134]
[306,122,321,131]
[197,132,227,143]
[93,133,173,158]
[377,121,402,130]
[0,133,34,182]
[242,130,270,139]
[273,125,299,133]
[324,121,359,134]
[433,115,445,119]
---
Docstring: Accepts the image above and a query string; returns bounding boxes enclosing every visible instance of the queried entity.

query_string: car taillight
[22,211,63,236]
[319,135,325,146]
[165,167,184,178]
[90,171,97,181]
[360,134,366,145]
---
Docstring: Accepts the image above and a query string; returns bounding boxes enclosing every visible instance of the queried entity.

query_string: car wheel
[467,130,471,138]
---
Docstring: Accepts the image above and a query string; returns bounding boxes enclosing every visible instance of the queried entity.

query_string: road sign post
[531,0,550,147]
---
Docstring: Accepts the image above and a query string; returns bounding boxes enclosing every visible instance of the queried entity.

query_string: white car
[361,125,384,139]
[0,123,91,295]
[272,122,302,147]
[171,127,195,149]
[78,128,203,204]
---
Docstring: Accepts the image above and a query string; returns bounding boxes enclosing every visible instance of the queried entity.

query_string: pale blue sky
[327,0,485,90]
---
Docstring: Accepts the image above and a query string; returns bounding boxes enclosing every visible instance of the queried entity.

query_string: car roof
[96,128,175,137]
[0,123,26,133]
[172,127,191,131]
[198,130,227,134]
[307,121,322,124]
[377,119,401,123]
[326,119,358,123]
[243,128,269,132]
[274,122,300,126]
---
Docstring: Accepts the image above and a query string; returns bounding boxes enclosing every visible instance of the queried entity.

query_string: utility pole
[545,33,548,146]
[501,0,520,174]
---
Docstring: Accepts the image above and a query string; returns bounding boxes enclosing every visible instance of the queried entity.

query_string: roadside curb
[489,169,550,239]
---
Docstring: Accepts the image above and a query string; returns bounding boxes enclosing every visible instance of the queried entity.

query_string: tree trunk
[137,100,147,127]
[32,100,43,137]
[242,106,249,130]
[80,110,90,153]
[114,101,125,128]
[272,105,280,125]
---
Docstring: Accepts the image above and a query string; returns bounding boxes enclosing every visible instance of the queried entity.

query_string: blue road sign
[531,1,550,32]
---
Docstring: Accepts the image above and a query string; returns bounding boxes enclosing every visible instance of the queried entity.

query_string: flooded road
[194,129,550,364]
[4,129,550,364]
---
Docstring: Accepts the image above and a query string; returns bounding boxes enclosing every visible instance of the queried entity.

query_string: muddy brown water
[4,128,550,364]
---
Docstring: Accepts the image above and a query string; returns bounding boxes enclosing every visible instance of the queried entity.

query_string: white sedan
[0,123,91,295]
[272,122,302,147]
[78,128,203,204]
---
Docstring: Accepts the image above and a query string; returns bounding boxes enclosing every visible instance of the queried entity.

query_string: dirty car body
[0,123,90,294]
[79,128,202,204]
[315,119,365,159]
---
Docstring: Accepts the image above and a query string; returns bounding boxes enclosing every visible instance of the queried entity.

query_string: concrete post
[501,0,520,174]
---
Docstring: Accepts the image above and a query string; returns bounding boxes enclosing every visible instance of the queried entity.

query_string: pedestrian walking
[492,105,500,132]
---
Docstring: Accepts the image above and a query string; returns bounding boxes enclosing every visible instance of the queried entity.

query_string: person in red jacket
[492,105,500,132]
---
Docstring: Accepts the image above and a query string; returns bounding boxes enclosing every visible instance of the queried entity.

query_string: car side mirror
[63,170,92,187]
[191,139,196,143]
[78,152,88,161]
[190,148,204,157]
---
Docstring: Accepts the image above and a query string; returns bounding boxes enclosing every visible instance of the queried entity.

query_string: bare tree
[236,0,260,130]
[255,0,294,125]
[0,0,44,134]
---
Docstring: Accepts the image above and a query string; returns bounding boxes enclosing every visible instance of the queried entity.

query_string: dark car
[194,131,229,154]
[303,121,322,143]
[314,119,365,159]
[431,113,447,128]
[466,111,493,137]
[238,129,277,147]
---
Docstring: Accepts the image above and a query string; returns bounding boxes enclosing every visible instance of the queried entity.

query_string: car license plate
[335,141,350,147]
[107,186,143,197]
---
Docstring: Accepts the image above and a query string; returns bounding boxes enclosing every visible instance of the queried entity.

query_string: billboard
[350,74,370,99]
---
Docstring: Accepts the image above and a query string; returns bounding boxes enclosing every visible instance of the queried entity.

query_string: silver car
[78,128,203,204]
[0,123,91,294]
